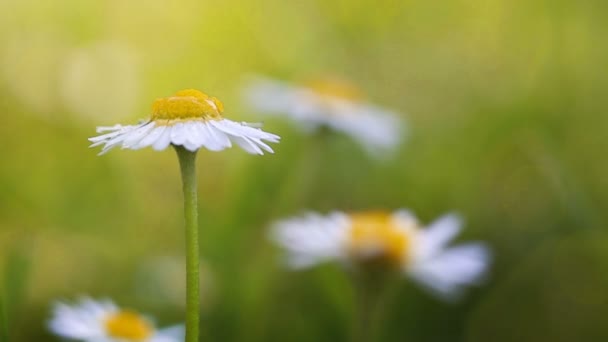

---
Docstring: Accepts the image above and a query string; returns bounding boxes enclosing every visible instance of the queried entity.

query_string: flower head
[271,210,490,299]
[48,297,183,342]
[89,89,280,155]
[244,76,405,156]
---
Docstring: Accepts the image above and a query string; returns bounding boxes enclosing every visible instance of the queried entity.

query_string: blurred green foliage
[0,0,607,341]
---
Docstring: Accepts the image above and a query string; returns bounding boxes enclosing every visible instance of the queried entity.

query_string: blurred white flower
[244,76,405,156]
[271,210,490,299]
[48,297,183,342]
[89,89,280,155]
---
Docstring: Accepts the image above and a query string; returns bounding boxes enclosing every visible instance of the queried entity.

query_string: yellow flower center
[151,89,224,121]
[347,212,410,267]
[105,310,153,341]
[304,77,364,102]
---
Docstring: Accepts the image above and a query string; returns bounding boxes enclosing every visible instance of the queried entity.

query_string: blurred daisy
[244,75,405,156]
[89,88,280,155]
[48,297,183,342]
[271,210,490,299]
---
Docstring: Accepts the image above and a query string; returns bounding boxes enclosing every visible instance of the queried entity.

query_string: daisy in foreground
[48,298,183,342]
[244,75,405,156]
[88,89,280,342]
[271,210,490,299]
[89,88,280,155]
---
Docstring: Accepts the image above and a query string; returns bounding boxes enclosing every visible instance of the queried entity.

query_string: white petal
[169,122,187,145]
[250,138,274,153]
[232,136,263,155]
[271,212,350,269]
[122,122,156,148]
[152,126,173,151]
[90,124,146,155]
[48,298,115,339]
[184,122,203,146]
[408,244,491,300]
[204,122,232,150]
[210,120,279,154]
[151,325,185,342]
[199,122,224,151]
[414,213,463,261]
[96,124,123,133]
[213,120,280,142]
[136,126,166,149]
[193,122,214,149]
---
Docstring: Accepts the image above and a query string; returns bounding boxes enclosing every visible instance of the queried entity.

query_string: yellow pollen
[347,212,410,267]
[304,77,364,101]
[105,310,153,341]
[151,89,224,121]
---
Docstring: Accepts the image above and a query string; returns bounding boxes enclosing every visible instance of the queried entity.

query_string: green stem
[351,271,391,342]
[353,281,374,342]
[175,146,200,342]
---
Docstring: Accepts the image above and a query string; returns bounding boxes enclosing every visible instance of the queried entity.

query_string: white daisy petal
[408,244,490,299]
[204,122,232,150]
[210,120,279,154]
[198,122,223,151]
[89,130,122,144]
[184,122,204,147]
[413,213,463,261]
[152,126,173,151]
[190,122,210,150]
[122,122,156,148]
[151,325,185,342]
[96,124,123,133]
[232,136,263,155]
[214,119,280,142]
[250,137,274,153]
[136,126,166,149]
[169,122,187,145]
[271,212,350,268]
[95,124,147,154]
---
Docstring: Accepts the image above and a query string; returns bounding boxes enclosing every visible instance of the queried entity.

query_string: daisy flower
[244,76,405,156]
[89,88,280,155]
[48,297,183,342]
[271,210,490,299]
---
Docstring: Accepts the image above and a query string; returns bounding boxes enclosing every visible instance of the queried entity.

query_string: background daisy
[48,298,183,342]
[272,210,490,299]
[244,76,405,157]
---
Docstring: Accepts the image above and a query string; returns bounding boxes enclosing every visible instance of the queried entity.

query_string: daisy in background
[89,89,280,342]
[271,209,490,299]
[243,75,405,157]
[48,297,183,342]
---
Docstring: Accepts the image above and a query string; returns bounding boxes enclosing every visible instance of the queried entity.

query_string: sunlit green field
[1,0,607,341]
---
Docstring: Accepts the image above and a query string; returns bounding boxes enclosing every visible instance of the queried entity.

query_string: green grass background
[0,0,607,341]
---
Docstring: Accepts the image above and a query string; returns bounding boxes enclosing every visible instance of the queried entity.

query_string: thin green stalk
[175,146,200,342]
[353,280,374,342]
[351,270,392,342]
